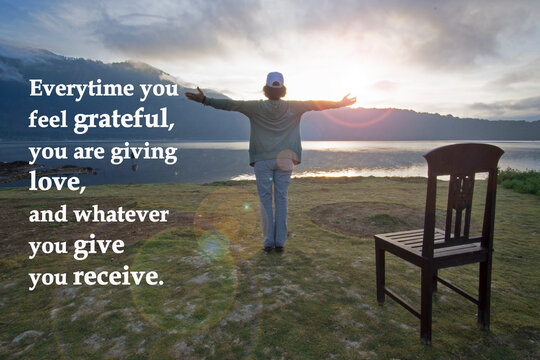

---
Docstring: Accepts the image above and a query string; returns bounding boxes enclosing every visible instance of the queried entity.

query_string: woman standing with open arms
[185,72,356,253]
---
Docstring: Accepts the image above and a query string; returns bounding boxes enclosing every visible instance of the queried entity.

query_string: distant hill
[1,42,538,141]
[0,43,248,140]
[301,108,540,140]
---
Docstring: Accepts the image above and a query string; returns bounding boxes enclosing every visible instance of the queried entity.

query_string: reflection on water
[1,140,538,186]
[303,141,454,152]
[232,164,430,180]
[174,140,540,153]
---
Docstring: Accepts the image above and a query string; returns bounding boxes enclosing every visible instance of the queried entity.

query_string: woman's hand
[339,93,356,107]
[185,87,205,103]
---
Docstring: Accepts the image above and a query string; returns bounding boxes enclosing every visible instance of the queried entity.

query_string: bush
[498,168,540,195]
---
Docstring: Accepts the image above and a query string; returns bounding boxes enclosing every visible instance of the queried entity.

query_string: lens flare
[276,150,297,171]
[130,226,237,334]
[319,107,393,128]
[49,208,261,357]
[194,187,260,260]
[197,229,230,261]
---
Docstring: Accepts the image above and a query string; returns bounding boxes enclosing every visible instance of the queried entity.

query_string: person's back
[202,97,342,165]
[185,72,356,252]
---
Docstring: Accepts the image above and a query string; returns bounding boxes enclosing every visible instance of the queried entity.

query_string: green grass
[368,213,407,227]
[498,168,540,195]
[0,177,538,359]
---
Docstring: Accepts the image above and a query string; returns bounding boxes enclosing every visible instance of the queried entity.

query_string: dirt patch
[307,201,426,238]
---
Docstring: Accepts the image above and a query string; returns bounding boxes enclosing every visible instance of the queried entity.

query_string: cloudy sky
[1,0,539,120]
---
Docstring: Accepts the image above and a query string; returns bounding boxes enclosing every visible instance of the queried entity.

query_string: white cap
[266,72,284,88]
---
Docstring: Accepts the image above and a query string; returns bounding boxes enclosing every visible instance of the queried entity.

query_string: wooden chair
[374,143,504,344]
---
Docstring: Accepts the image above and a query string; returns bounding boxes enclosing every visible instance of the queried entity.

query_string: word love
[28,265,163,291]
[29,170,85,194]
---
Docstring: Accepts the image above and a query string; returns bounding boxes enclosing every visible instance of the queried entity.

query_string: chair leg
[478,258,492,330]
[375,245,385,305]
[432,269,438,292]
[421,266,433,345]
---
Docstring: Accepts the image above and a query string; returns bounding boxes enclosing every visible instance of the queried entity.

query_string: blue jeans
[254,159,294,247]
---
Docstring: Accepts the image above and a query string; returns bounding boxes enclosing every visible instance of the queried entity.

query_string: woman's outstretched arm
[338,93,357,107]
[294,93,356,113]
[185,86,206,103]
[185,86,247,112]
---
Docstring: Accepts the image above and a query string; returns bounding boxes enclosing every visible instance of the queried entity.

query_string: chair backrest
[421,143,504,258]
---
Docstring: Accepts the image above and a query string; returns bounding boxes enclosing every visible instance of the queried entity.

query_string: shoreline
[0,174,433,189]
[0,161,95,185]
[0,175,453,192]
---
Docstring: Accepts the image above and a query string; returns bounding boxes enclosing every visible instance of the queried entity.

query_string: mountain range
[1,42,538,141]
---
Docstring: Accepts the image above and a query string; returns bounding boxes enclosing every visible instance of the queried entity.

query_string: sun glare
[280,48,387,108]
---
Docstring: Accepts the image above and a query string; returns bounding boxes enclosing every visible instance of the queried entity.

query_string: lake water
[1,140,539,187]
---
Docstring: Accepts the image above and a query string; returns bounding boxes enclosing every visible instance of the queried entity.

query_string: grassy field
[0,177,538,359]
